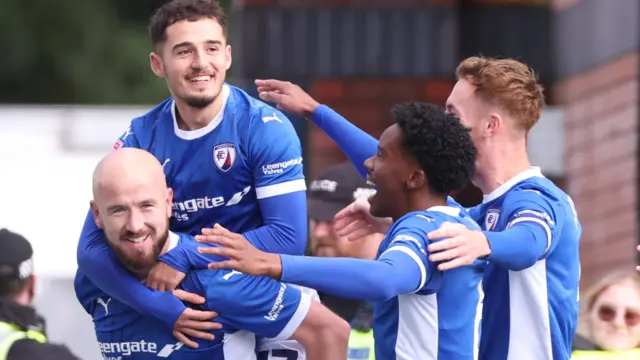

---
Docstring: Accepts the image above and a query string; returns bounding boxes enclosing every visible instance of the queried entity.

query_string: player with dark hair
[193,102,485,359]
[253,56,581,360]
[74,0,312,357]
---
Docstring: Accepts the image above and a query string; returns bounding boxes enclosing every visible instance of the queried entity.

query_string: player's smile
[186,73,215,88]
[123,233,150,246]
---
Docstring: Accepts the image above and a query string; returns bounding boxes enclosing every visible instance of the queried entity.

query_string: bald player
[74,148,349,360]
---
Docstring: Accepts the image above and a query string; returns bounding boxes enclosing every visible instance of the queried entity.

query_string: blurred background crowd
[0,0,638,359]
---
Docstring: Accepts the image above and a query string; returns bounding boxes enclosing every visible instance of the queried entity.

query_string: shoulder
[129,98,174,130]
[227,85,294,128]
[388,211,439,239]
[9,339,80,360]
[503,177,573,218]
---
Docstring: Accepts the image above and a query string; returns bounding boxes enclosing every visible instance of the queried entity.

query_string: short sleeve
[203,270,311,340]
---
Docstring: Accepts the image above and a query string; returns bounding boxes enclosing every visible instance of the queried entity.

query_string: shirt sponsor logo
[172,186,252,221]
[265,283,287,321]
[98,340,183,359]
[261,157,303,176]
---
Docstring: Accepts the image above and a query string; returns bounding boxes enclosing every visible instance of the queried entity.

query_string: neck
[392,191,448,222]
[474,137,531,195]
[174,90,225,131]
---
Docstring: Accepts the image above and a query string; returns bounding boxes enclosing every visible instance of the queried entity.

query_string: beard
[182,94,217,109]
[112,227,170,279]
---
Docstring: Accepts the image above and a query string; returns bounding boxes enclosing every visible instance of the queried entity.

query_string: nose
[191,49,208,71]
[126,209,145,234]
[611,312,627,329]
[312,221,332,238]
[364,156,374,171]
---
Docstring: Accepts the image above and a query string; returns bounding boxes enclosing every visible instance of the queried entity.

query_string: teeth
[367,180,375,186]
[128,236,146,243]
[191,76,211,82]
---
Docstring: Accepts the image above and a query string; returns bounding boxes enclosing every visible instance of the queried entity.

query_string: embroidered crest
[213,143,237,172]
[484,209,500,231]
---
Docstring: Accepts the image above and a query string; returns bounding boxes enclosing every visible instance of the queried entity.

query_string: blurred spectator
[572,271,640,359]
[0,229,79,360]
[307,162,382,360]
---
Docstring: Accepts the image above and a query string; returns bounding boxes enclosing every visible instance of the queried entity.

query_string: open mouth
[124,234,150,245]
[366,175,375,187]
[188,75,213,85]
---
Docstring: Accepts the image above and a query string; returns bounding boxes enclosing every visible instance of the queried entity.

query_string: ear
[90,200,103,229]
[150,52,165,78]
[27,275,37,302]
[484,112,502,137]
[225,45,232,71]
[166,188,174,218]
[406,169,426,190]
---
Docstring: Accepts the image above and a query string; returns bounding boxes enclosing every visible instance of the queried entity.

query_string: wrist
[479,231,492,259]
[263,253,283,280]
[304,101,321,120]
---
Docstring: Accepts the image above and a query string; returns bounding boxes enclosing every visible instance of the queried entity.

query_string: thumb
[335,201,360,221]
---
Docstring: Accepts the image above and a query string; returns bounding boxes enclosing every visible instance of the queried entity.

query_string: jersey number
[258,349,298,360]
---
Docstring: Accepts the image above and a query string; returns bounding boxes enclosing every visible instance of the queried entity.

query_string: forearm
[312,105,378,178]
[244,191,308,255]
[280,252,419,301]
[485,224,547,270]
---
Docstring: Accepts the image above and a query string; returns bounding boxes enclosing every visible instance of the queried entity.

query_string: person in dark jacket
[0,228,79,360]
[306,163,380,359]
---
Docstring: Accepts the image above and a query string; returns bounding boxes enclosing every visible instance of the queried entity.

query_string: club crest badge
[213,143,237,172]
[484,209,500,231]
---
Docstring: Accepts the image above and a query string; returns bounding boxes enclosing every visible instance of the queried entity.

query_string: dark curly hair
[149,0,227,47]
[393,101,476,195]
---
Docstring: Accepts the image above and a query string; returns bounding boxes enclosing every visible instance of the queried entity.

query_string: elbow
[76,249,92,270]
[369,286,396,302]
[504,253,539,271]
[518,255,540,271]
[275,221,307,256]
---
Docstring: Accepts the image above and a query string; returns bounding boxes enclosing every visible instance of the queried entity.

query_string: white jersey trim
[506,260,553,360]
[222,331,258,360]
[427,205,461,217]
[396,293,439,360]
[382,246,426,293]
[507,217,553,256]
[272,290,312,341]
[482,167,544,204]
[256,179,307,199]
[171,84,230,140]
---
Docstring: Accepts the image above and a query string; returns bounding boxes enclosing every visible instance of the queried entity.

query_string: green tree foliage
[0,0,233,104]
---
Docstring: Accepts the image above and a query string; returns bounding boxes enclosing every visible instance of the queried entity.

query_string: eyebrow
[172,40,223,52]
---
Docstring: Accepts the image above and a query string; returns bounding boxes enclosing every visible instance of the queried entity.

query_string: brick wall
[306,78,454,179]
[555,52,639,288]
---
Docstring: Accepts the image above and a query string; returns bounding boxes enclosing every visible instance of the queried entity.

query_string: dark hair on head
[149,0,228,47]
[393,101,477,195]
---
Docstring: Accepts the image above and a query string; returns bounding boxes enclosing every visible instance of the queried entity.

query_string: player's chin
[183,94,217,109]
[368,195,383,218]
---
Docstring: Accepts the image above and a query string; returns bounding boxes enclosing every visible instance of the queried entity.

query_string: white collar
[171,84,230,140]
[166,231,180,252]
[482,166,543,203]
[427,206,461,217]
